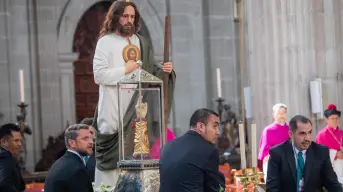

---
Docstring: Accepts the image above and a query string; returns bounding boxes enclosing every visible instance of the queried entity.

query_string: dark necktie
[84,156,89,165]
[296,151,305,192]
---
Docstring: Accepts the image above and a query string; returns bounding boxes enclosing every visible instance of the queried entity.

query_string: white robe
[262,155,269,181]
[329,149,343,184]
[93,33,140,187]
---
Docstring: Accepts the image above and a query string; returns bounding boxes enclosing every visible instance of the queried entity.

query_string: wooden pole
[163,16,171,143]
[238,0,246,126]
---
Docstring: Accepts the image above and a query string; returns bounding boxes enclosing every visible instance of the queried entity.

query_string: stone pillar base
[115,169,160,192]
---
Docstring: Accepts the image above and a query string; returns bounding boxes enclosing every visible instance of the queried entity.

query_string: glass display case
[116,65,165,170]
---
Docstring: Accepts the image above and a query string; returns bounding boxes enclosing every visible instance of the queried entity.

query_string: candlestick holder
[216,98,225,124]
[16,102,32,171]
[248,167,264,191]
[235,169,250,192]
[17,102,28,122]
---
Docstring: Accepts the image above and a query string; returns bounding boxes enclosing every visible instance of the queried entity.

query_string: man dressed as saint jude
[92,0,176,188]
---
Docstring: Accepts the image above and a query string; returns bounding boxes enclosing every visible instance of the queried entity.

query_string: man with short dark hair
[160,108,225,192]
[0,123,25,192]
[267,115,342,192]
[44,124,94,192]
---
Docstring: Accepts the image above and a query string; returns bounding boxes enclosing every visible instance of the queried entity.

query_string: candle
[239,123,246,169]
[251,123,257,168]
[216,68,222,98]
[19,70,25,103]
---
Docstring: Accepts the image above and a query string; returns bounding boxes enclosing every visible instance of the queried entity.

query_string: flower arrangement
[92,182,115,192]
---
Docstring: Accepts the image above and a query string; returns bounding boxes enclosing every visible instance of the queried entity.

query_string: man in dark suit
[160,108,225,192]
[0,123,25,192]
[267,115,342,192]
[81,117,96,182]
[44,124,94,192]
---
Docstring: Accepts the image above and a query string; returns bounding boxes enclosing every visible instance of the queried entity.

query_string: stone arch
[57,0,165,125]
[58,0,165,55]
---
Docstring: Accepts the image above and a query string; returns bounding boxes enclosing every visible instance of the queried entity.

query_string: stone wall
[0,0,11,124]
[0,0,38,172]
[169,0,240,136]
[246,0,343,139]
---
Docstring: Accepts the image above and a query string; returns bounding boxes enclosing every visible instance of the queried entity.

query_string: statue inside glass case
[133,96,151,159]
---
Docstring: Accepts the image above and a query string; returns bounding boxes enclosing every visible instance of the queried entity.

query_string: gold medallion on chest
[122,44,141,62]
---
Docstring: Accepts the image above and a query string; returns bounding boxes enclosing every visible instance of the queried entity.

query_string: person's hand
[125,60,139,74]
[162,62,173,73]
[337,151,343,159]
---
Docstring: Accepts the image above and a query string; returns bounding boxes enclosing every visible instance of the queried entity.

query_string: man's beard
[77,148,90,157]
[119,23,135,36]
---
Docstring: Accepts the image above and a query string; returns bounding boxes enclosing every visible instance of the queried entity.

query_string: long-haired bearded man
[92,0,176,188]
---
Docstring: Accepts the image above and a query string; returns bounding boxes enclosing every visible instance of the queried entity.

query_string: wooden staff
[163,16,171,143]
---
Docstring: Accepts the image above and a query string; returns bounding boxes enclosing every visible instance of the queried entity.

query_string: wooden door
[73,2,111,123]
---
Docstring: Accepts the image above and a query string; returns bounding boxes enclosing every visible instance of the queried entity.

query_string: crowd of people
[0,108,226,192]
[259,103,343,191]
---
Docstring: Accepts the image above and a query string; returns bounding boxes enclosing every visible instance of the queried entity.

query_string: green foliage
[93,182,115,192]
[219,184,225,192]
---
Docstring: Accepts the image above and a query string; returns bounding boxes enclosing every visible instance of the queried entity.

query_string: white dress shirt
[292,144,306,167]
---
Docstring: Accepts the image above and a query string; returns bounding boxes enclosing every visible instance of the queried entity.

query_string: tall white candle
[19,70,25,103]
[239,123,246,169]
[216,68,222,98]
[251,123,257,168]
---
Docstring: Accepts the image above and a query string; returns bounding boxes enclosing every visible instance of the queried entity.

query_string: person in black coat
[267,115,342,192]
[86,150,96,182]
[160,108,225,192]
[0,123,25,192]
[44,124,94,192]
[81,117,96,182]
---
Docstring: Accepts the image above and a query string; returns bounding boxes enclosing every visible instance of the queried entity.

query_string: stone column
[59,53,78,126]
[0,0,12,125]
[35,1,64,146]
[169,0,208,136]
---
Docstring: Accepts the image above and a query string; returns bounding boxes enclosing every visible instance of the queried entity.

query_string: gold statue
[132,96,150,159]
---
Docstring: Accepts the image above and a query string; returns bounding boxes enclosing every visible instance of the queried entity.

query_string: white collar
[275,122,286,126]
[67,149,83,159]
[292,142,307,155]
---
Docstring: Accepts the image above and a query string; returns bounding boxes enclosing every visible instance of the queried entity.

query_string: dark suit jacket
[0,147,25,192]
[267,140,342,192]
[160,130,225,192]
[86,154,95,182]
[44,151,93,192]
